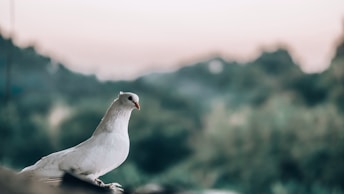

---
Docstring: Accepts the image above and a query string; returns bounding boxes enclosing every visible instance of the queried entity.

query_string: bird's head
[118,91,140,110]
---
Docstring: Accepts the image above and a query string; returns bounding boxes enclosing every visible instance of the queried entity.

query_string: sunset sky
[0,0,344,80]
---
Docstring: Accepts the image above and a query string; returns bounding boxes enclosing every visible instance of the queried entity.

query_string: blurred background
[1,0,344,194]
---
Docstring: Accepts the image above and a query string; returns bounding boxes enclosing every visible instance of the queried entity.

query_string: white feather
[20,92,140,184]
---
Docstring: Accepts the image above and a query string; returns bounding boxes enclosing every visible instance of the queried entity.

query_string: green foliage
[187,100,344,193]
[57,107,103,149]
[1,30,344,194]
[291,74,328,106]
[128,96,196,174]
[0,103,53,167]
[132,127,192,174]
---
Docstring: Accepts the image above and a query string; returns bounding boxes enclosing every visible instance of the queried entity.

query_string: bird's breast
[89,132,130,177]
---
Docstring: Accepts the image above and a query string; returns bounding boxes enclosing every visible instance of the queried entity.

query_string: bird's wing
[20,146,96,185]
[57,145,96,178]
[39,177,63,186]
[20,149,72,178]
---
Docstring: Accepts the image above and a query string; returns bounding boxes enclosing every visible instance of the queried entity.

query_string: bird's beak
[134,101,140,110]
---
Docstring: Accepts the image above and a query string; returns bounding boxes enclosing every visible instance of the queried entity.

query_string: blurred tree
[1,28,344,194]
[58,108,103,149]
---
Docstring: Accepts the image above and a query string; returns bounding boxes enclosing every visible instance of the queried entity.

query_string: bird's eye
[128,96,133,101]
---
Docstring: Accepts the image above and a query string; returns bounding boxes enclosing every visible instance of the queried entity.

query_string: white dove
[19,91,140,190]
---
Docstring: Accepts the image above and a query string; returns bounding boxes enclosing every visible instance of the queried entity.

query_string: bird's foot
[105,182,123,192]
[95,179,123,192]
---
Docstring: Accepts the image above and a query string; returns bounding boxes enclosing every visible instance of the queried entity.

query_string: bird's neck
[92,101,132,136]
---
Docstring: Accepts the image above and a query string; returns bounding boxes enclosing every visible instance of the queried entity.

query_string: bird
[19,91,140,190]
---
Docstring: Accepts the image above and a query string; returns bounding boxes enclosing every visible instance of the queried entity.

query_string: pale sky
[0,0,343,80]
